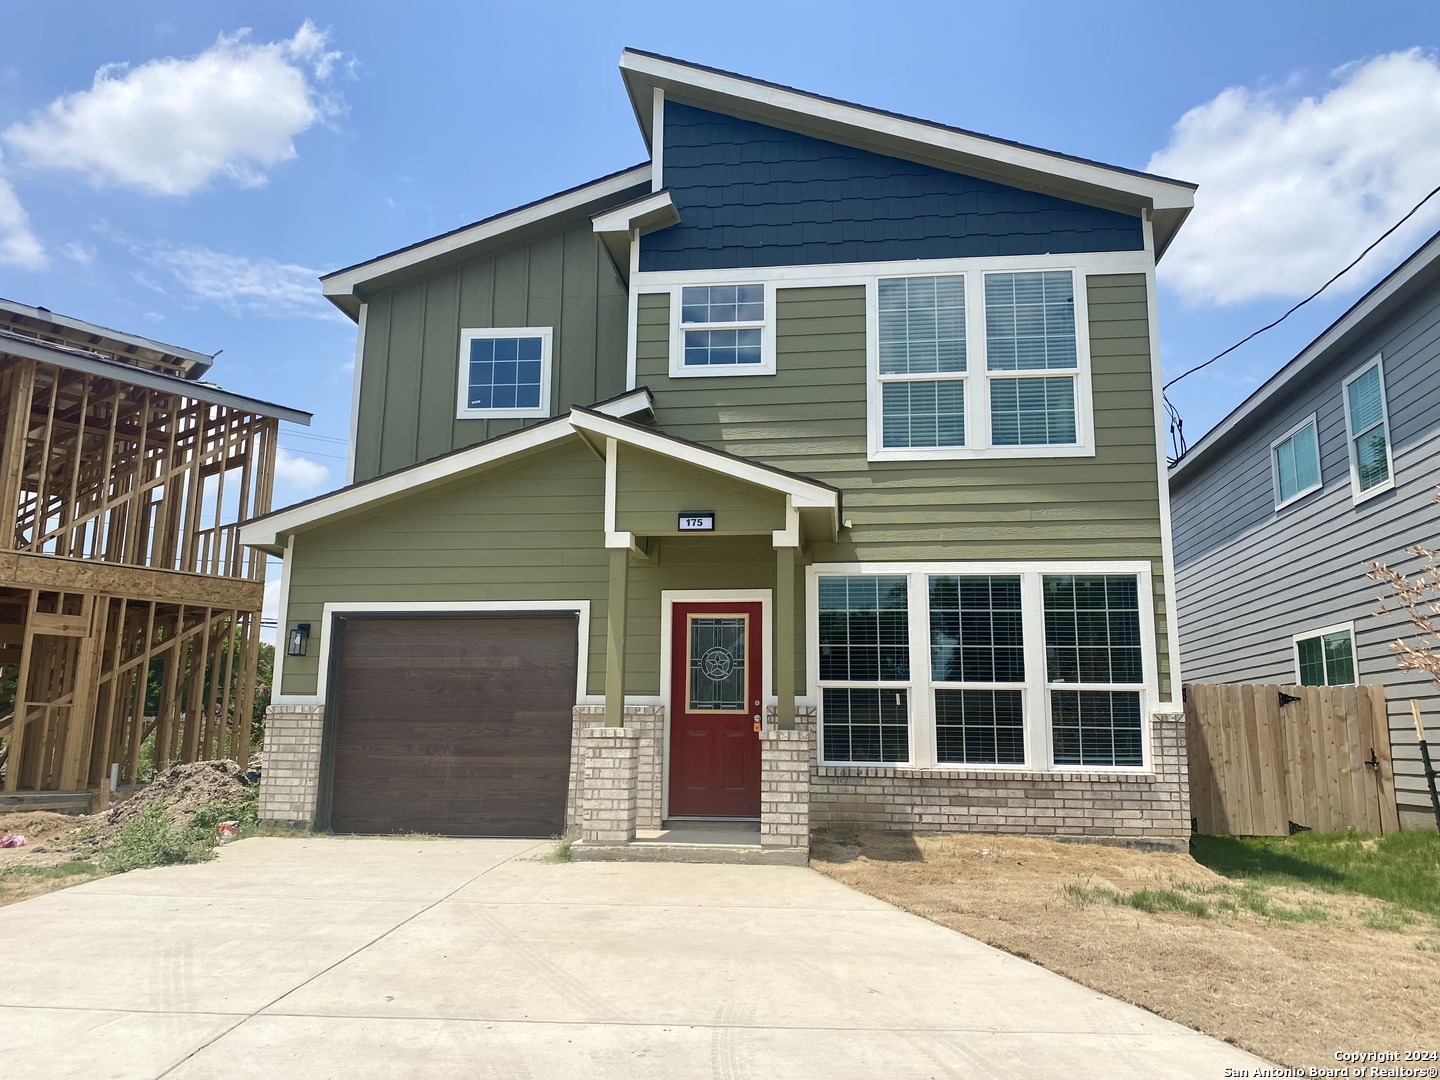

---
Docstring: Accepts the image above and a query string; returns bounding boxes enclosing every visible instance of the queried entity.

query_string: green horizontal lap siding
[280,441,805,697]
[636,275,1171,696]
[614,444,786,535]
[353,217,631,482]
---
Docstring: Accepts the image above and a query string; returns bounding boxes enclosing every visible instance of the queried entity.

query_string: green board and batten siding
[634,275,1172,695]
[352,217,631,482]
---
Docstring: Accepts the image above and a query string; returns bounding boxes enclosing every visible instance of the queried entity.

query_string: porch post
[604,546,628,728]
[774,544,796,730]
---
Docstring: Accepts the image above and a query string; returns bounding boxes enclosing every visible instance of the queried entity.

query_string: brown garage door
[325,614,578,837]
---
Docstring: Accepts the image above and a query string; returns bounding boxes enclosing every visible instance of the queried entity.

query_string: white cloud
[140,242,333,319]
[2,21,345,196]
[61,240,96,265]
[0,162,45,268]
[1150,49,1440,307]
[274,447,329,492]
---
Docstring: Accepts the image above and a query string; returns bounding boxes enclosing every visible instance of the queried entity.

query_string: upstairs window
[674,283,773,376]
[1343,357,1394,500]
[1294,625,1356,686]
[870,266,1089,459]
[457,328,552,419]
[1271,415,1321,508]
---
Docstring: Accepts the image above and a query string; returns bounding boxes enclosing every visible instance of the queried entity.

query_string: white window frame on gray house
[455,326,553,420]
[807,560,1156,773]
[1270,413,1322,509]
[866,267,1095,461]
[1291,622,1357,686]
[667,281,777,378]
[1341,354,1396,503]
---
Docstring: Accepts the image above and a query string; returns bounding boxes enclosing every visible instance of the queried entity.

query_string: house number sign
[678,512,715,532]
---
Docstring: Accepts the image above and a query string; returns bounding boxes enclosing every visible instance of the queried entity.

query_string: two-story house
[1170,230,1440,830]
[239,50,1198,854]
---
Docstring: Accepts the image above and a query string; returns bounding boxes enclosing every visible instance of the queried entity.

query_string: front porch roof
[238,389,840,554]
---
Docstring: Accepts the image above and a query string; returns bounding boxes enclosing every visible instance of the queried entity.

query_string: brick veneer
[568,705,664,831]
[759,728,812,848]
[577,727,640,844]
[800,708,1191,849]
[258,704,324,828]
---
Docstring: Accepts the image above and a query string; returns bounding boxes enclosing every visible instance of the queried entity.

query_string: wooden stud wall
[0,352,278,793]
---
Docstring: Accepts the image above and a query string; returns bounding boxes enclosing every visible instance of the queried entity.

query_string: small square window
[1294,627,1356,686]
[457,328,551,419]
[673,283,771,376]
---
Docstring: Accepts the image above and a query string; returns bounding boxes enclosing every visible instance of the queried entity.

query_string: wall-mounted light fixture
[287,622,311,657]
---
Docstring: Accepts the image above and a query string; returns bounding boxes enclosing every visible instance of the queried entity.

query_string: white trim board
[271,600,594,707]
[345,302,368,485]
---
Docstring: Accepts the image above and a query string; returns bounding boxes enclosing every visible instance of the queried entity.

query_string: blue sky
[4,0,1440,499]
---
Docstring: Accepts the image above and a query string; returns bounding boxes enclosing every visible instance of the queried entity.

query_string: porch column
[774,544,796,730]
[604,546,628,728]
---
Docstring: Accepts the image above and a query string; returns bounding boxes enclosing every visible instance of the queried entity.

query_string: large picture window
[814,564,1155,771]
[869,267,1089,460]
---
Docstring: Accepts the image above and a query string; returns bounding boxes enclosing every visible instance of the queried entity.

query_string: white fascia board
[322,165,652,300]
[1170,229,1440,486]
[618,51,1194,214]
[568,407,838,511]
[240,391,656,552]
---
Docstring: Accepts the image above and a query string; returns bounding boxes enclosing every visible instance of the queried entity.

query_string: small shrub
[545,836,574,863]
[96,803,215,872]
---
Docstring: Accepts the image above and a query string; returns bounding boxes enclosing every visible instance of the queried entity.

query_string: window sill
[868,443,1095,462]
[1351,477,1395,505]
[457,407,550,420]
[667,364,776,379]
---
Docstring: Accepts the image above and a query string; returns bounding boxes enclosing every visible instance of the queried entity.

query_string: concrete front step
[571,822,809,866]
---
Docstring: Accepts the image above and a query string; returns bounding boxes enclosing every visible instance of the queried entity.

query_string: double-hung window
[870,268,1088,459]
[1342,357,1394,500]
[673,283,773,376]
[1293,625,1356,686]
[1270,415,1321,508]
[456,327,552,419]
[815,565,1153,770]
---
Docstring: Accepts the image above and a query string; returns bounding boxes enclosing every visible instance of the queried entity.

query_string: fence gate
[1184,683,1401,836]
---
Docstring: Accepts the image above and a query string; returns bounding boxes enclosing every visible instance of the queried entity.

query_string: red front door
[668,601,763,817]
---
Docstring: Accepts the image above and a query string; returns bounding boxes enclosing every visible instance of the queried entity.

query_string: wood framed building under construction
[0,299,311,800]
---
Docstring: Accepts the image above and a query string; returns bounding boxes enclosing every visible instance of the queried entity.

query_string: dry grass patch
[811,830,1440,1069]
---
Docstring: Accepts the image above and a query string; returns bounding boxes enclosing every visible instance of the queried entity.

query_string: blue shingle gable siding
[639,103,1143,273]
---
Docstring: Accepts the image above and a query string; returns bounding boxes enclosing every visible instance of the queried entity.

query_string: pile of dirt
[0,811,89,850]
[95,760,250,842]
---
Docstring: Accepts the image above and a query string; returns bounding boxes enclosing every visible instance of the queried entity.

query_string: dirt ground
[811,830,1439,1070]
[0,760,252,905]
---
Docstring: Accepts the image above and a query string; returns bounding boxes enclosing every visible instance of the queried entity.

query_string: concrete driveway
[2,837,1267,1078]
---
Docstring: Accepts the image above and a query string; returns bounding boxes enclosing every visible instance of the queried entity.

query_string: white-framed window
[867,268,1093,460]
[1342,356,1395,502]
[1292,623,1357,686]
[456,327,552,419]
[1270,414,1322,509]
[668,282,776,378]
[810,562,1155,771]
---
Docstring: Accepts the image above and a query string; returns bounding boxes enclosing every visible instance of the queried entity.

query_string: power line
[279,444,347,463]
[1164,182,1440,393]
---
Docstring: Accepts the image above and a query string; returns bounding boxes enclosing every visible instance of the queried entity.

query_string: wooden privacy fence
[1184,683,1401,836]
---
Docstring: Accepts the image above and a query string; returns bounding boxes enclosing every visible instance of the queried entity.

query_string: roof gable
[640,102,1144,273]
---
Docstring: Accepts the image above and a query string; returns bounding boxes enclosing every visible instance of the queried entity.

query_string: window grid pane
[1346,366,1384,434]
[468,336,544,411]
[990,376,1077,446]
[1353,426,1390,491]
[683,327,763,367]
[1051,690,1143,767]
[1297,636,1326,686]
[882,380,965,448]
[878,275,967,376]
[929,575,1024,683]
[1043,575,1144,685]
[818,576,909,684]
[935,689,1025,765]
[822,687,909,763]
[985,271,1077,372]
[1322,631,1355,685]
[680,284,765,325]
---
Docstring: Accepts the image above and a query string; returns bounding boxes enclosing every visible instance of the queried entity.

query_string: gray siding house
[1170,230,1440,829]
[240,50,1200,852]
